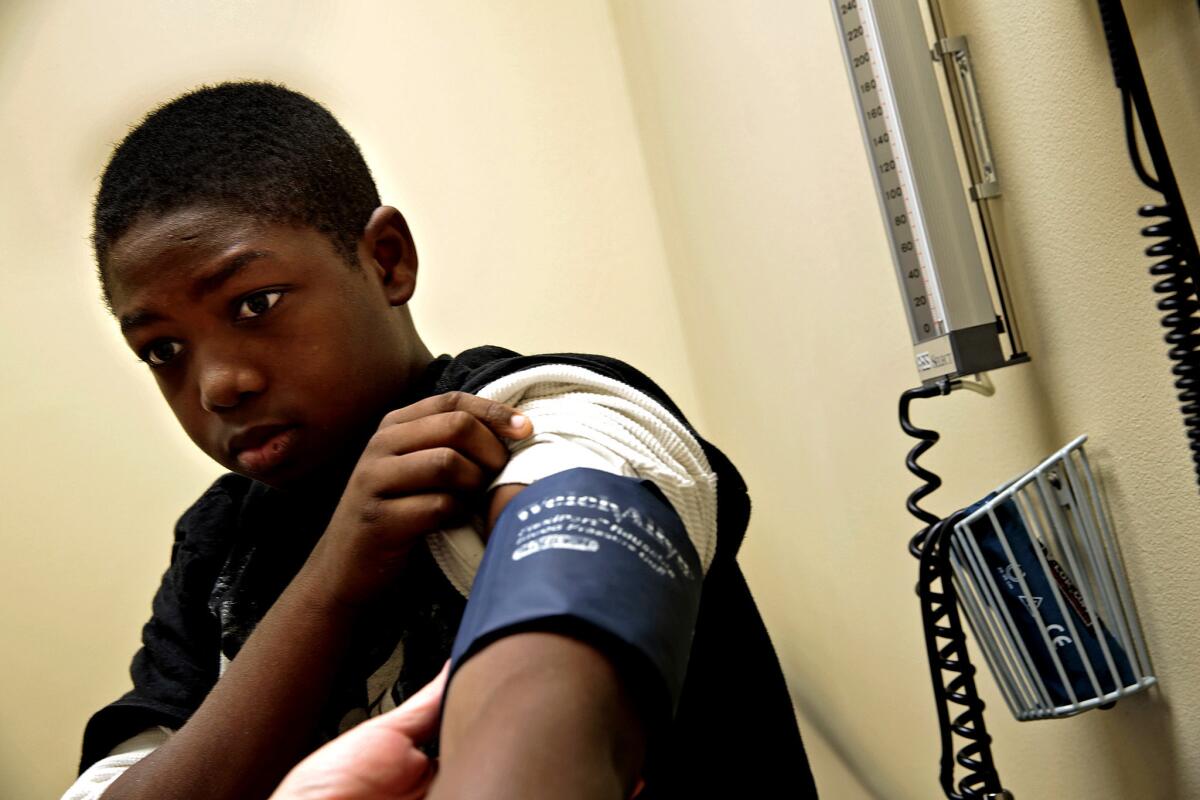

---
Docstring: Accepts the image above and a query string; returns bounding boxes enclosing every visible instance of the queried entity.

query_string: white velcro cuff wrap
[426,364,718,597]
[61,726,171,800]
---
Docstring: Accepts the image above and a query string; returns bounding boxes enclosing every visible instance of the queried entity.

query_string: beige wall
[612,0,1200,798]
[4,0,1200,798]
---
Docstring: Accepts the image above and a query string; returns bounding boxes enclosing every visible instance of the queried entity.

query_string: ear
[360,206,419,306]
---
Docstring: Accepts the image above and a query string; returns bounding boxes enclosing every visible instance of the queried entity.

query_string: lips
[228,424,299,474]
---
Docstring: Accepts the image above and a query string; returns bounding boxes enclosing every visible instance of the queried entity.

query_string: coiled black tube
[1141,204,1200,478]
[900,386,1009,800]
[900,383,947,557]
[917,514,1006,800]
[1098,0,1200,487]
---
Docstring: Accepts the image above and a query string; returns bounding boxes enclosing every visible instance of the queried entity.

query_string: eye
[142,340,184,367]
[235,289,285,320]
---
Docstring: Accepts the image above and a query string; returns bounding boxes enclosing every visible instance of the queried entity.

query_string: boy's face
[105,205,420,489]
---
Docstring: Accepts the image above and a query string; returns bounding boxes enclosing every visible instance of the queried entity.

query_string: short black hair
[93,81,380,297]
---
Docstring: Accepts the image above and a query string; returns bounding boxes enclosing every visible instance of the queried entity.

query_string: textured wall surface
[611,0,1200,797]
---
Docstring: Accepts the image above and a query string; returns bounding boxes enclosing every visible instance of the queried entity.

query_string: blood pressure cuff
[970,496,1135,706]
[447,467,704,722]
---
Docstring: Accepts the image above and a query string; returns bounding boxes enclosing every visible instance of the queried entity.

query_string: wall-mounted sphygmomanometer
[831,1,1186,798]
[832,0,1026,385]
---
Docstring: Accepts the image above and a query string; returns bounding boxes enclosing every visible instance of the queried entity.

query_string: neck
[394,307,435,385]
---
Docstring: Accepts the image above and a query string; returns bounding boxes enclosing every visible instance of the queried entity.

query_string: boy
[67,82,816,799]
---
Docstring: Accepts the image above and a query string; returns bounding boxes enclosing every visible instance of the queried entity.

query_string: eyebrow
[118,307,166,336]
[119,249,275,336]
[189,249,274,300]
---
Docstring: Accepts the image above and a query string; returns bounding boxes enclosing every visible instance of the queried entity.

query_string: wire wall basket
[949,435,1156,720]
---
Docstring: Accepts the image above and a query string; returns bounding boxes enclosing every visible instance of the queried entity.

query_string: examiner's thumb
[373,660,449,743]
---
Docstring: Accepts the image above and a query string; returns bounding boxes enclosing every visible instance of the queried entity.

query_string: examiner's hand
[269,664,449,800]
[304,392,532,611]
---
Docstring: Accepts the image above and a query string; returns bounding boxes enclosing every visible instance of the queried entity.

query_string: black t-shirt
[79,346,817,798]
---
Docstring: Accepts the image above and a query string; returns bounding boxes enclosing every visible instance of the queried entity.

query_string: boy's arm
[94,567,360,800]
[429,482,649,800]
[425,364,719,800]
[93,394,530,800]
[435,630,648,800]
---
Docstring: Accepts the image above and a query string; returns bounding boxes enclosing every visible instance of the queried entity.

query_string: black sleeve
[641,555,819,798]
[78,475,247,773]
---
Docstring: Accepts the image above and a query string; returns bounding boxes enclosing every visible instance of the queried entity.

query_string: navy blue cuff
[971,496,1136,704]
[449,468,703,715]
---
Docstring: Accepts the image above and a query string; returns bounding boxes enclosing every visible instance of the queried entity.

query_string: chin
[269,455,355,495]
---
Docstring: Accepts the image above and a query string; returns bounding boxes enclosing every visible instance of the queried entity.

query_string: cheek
[303,311,383,379]
[306,341,323,358]
[156,372,197,425]
[162,386,223,457]
[269,299,396,420]
[285,331,368,405]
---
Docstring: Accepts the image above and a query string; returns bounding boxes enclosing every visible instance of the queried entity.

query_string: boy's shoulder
[436,345,691,425]
[439,345,751,561]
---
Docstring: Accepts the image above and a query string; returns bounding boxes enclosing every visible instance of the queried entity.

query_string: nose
[198,351,267,413]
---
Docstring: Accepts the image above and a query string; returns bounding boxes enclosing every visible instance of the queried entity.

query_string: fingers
[371,661,450,743]
[267,667,448,800]
[364,449,488,496]
[379,392,532,440]
[369,410,513,474]
[361,492,464,534]
[316,392,534,609]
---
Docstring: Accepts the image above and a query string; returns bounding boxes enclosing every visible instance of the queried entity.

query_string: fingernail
[510,414,528,430]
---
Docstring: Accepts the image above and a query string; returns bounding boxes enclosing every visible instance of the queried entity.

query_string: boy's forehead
[106,207,273,304]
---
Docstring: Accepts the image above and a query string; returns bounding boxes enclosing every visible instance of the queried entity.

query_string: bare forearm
[101,567,356,800]
[430,632,646,800]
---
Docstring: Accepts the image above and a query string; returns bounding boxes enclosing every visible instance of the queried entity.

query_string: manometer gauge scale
[832,0,1023,383]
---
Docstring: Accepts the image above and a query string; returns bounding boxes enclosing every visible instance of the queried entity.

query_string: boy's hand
[303,392,532,612]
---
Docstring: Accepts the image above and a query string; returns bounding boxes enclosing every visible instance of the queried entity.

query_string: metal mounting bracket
[932,35,1001,201]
